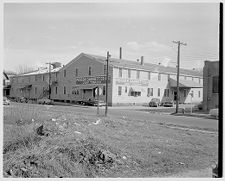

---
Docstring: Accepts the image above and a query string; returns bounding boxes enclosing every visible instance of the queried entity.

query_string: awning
[73,85,98,90]
[169,78,202,88]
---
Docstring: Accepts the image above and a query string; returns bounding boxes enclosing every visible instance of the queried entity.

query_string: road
[4,102,218,132]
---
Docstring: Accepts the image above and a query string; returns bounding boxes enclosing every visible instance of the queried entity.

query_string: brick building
[203,61,219,111]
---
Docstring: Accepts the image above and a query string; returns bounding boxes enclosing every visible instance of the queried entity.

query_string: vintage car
[149,98,161,107]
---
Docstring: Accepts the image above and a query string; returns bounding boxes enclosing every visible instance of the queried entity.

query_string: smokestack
[119,47,122,59]
[141,56,144,65]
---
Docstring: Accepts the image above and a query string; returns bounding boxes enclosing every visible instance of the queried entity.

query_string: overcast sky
[4,3,219,72]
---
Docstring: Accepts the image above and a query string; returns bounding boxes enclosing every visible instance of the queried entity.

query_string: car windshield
[151,98,159,102]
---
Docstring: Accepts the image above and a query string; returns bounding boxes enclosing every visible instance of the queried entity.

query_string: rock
[36,125,45,136]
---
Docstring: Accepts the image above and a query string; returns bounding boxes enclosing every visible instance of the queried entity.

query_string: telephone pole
[105,51,111,117]
[172,41,187,113]
[46,62,52,99]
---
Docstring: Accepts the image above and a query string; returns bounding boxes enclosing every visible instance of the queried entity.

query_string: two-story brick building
[10,53,203,106]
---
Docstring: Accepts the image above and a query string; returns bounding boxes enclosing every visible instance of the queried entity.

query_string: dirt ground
[3,103,218,178]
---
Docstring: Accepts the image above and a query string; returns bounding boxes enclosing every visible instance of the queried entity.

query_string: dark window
[198,91,201,97]
[125,86,127,93]
[212,76,219,93]
[164,89,169,97]
[184,89,187,97]
[64,70,66,77]
[119,68,122,77]
[35,87,37,94]
[43,75,45,81]
[128,69,131,78]
[88,67,92,76]
[150,88,153,96]
[64,86,66,94]
[136,70,140,79]
[55,87,58,94]
[131,91,141,97]
[118,86,122,96]
[148,72,151,80]
[147,88,150,96]
[75,69,78,77]
[158,88,160,97]
[103,86,106,95]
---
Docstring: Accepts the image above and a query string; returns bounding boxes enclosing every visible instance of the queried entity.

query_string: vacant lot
[3,103,218,178]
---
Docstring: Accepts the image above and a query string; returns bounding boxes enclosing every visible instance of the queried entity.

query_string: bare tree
[16,65,35,74]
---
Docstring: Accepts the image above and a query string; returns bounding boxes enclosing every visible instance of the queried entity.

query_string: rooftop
[83,53,203,77]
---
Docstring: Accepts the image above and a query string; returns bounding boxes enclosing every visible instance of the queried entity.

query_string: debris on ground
[93,119,101,125]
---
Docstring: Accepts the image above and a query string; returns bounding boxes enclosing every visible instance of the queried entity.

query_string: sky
[3,2,219,72]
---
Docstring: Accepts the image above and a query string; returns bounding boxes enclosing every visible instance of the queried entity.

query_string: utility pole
[46,62,52,99]
[105,51,111,117]
[172,41,187,113]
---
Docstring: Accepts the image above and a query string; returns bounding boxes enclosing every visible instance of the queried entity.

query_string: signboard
[115,78,149,86]
[76,75,110,85]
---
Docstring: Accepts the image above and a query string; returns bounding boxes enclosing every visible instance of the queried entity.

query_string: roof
[83,53,203,77]
[17,67,62,76]
[169,78,202,88]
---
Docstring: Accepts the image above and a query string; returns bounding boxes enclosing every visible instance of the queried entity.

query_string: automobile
[209,108,218,119]
[163,101,174,107]
[149,98,160,107]
[197,101,203,110]
[3,97,10,105]
[19,97,28,103]
[82,99,106,106]
[37,98,53,105]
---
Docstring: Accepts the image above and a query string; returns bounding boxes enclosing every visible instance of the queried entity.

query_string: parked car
[3,97,10,105]
[37,98,53,105]
[82,99,106,106]
[209,108,218,119]
[163,101,174,107]
[19,97,28,103]
[149,98,160,107]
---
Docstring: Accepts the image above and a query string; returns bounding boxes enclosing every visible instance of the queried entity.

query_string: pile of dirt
[3,127,140,178]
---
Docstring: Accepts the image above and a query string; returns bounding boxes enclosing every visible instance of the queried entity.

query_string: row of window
[118,86,169,97]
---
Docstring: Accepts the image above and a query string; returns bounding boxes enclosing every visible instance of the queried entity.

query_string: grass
[3,103,218,178]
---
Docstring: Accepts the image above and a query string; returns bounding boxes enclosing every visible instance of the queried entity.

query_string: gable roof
[83,53,203,77]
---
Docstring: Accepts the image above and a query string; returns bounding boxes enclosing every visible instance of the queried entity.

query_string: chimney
[119,47,122,59]
[141,56,144,65]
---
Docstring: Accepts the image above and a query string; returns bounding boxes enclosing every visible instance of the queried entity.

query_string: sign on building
[76,76,110,85]
[115,78,149,86]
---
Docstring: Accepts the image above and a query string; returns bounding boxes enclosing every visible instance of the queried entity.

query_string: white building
[10,53,203,106]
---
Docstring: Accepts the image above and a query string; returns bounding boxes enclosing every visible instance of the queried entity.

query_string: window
[148,72,151,80]
[43,87,45,93]
[164,89,169,97]
[64,70,66,77]
[64,86,66,94]
[192,90,194,97]
[88,67,92,76]
[198,91,201,97]
[118,86,122,96]
[43,75,45,81]
[35,87,37,95]
[184,89,187,97]
[103,86,106,95]
[35,75,37,81]
[147,88,154,96]
[119,68,122,77]
[192,77,194,81]
[158,73,161,81]
[136,70,140,79]
[75,68,78,77]
[128,69,131,78]
[104,65,107,75]
[55,87,58,94]
[125,86,127,93]
[131,91,141,97]
[212,76,219,93]
[184,76,187,80]
[158,88,160,97]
